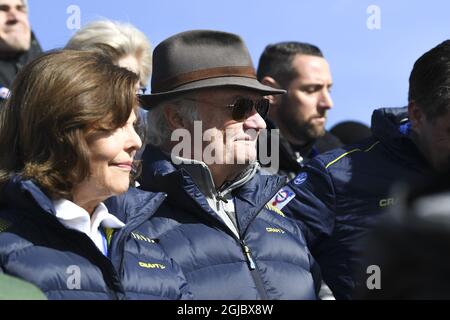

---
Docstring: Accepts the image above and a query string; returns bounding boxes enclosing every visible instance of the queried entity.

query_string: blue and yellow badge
[269,187,296,210]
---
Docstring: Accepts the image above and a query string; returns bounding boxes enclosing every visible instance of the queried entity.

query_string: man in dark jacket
[277,40,450,299]
[356,170,450,299]
[0,0,42,97]
[256,42,342,179]
[134,30,320,299]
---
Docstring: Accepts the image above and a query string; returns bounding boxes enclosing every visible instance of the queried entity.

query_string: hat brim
[138,76,286,109]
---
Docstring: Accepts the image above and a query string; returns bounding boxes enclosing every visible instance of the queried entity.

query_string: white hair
[146,96,199,147]
[65,19,152,86]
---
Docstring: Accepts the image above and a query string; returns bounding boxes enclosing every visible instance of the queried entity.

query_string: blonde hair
[65,19,152,86]
[0,50,139,199]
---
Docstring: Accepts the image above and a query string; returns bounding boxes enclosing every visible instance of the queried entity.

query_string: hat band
[152,66,256,93]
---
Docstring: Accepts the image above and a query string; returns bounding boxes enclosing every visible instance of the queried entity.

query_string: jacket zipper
[197,197,268,298]
[240,240,256,270]
[238,177,287,300]
[240,238,269,299]
[189,176,287,300]
[214,194,256,270]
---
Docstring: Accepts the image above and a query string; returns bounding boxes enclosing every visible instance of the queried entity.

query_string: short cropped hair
[0,50,139,199]
[257,42,323,87]
[65,20,152,86]
[408,40,450,120]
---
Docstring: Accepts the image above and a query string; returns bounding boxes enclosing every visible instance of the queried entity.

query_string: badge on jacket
[269,187,296,210]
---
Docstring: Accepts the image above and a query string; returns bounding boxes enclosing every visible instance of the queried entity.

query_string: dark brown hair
[0,49,139,199]
[257,42,324,88]
[408,40,450,120]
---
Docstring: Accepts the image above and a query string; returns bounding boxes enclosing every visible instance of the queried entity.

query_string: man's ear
[408,100,424,131]
[260,76,284,106]
[164,105,185,130]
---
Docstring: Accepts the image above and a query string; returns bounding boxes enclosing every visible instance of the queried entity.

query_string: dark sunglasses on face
[183,97,270,121]
[226,97,270,121]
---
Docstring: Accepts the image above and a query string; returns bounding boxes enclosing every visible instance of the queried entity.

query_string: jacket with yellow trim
[108,145,321,300]
[0,175,192,300]
[280,107,433,299]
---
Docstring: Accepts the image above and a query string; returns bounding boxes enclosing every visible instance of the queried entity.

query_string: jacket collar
[140,144,260,196]
[104,188,166,224]
[263,119,316,174]
[371,107,429,168]
[140,145,287,234]
[173,154,259,200]
[0,175,56,217]
[1,175,166,228]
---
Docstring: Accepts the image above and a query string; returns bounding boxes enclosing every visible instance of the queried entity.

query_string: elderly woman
[0,50,191,299]
[65,19,151,88]
[65,19,152,150]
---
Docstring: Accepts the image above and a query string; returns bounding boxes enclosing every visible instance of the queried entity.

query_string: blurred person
[0,50,191,299]
[356,171,450,299]
[65,19,151,88]
[278,40,450,299]
[330,120,371,145]
[257,42,342,178]
[0,0,41,98]
[0,273,46,299]
[109,30,321,300]
[65,19,152,148]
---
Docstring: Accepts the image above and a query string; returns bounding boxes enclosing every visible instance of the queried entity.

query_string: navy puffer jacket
[280,107,433,299]
[0,176,192,300]
[108,146,320,300]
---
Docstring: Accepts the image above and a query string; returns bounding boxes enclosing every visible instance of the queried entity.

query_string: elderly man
[121,30,320,299]
[0,0,41,97]
[256,42,342,179]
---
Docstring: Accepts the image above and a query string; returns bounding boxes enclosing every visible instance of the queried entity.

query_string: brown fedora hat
[139,30,285,109]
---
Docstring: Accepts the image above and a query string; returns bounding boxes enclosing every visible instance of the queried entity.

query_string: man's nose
[318,88,333,110]
[6,9,20,23]
[243,108,267,131]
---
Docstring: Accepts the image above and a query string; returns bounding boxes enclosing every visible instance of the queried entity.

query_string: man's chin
[308,122,327,138]
[0,41,30,53]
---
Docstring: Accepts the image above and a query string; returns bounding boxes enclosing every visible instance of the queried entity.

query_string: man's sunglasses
[227,97,270,121]
[184,97,270,121]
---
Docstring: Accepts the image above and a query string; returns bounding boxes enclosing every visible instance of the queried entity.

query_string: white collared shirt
[53,199,125,255]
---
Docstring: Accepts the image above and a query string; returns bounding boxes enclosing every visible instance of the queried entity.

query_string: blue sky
[29,0,450,128]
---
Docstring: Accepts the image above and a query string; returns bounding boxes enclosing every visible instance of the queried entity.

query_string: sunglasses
[226,97,270,121]
[184,97,270,121]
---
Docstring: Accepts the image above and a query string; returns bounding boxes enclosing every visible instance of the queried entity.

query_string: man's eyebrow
[0,4,27,11]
